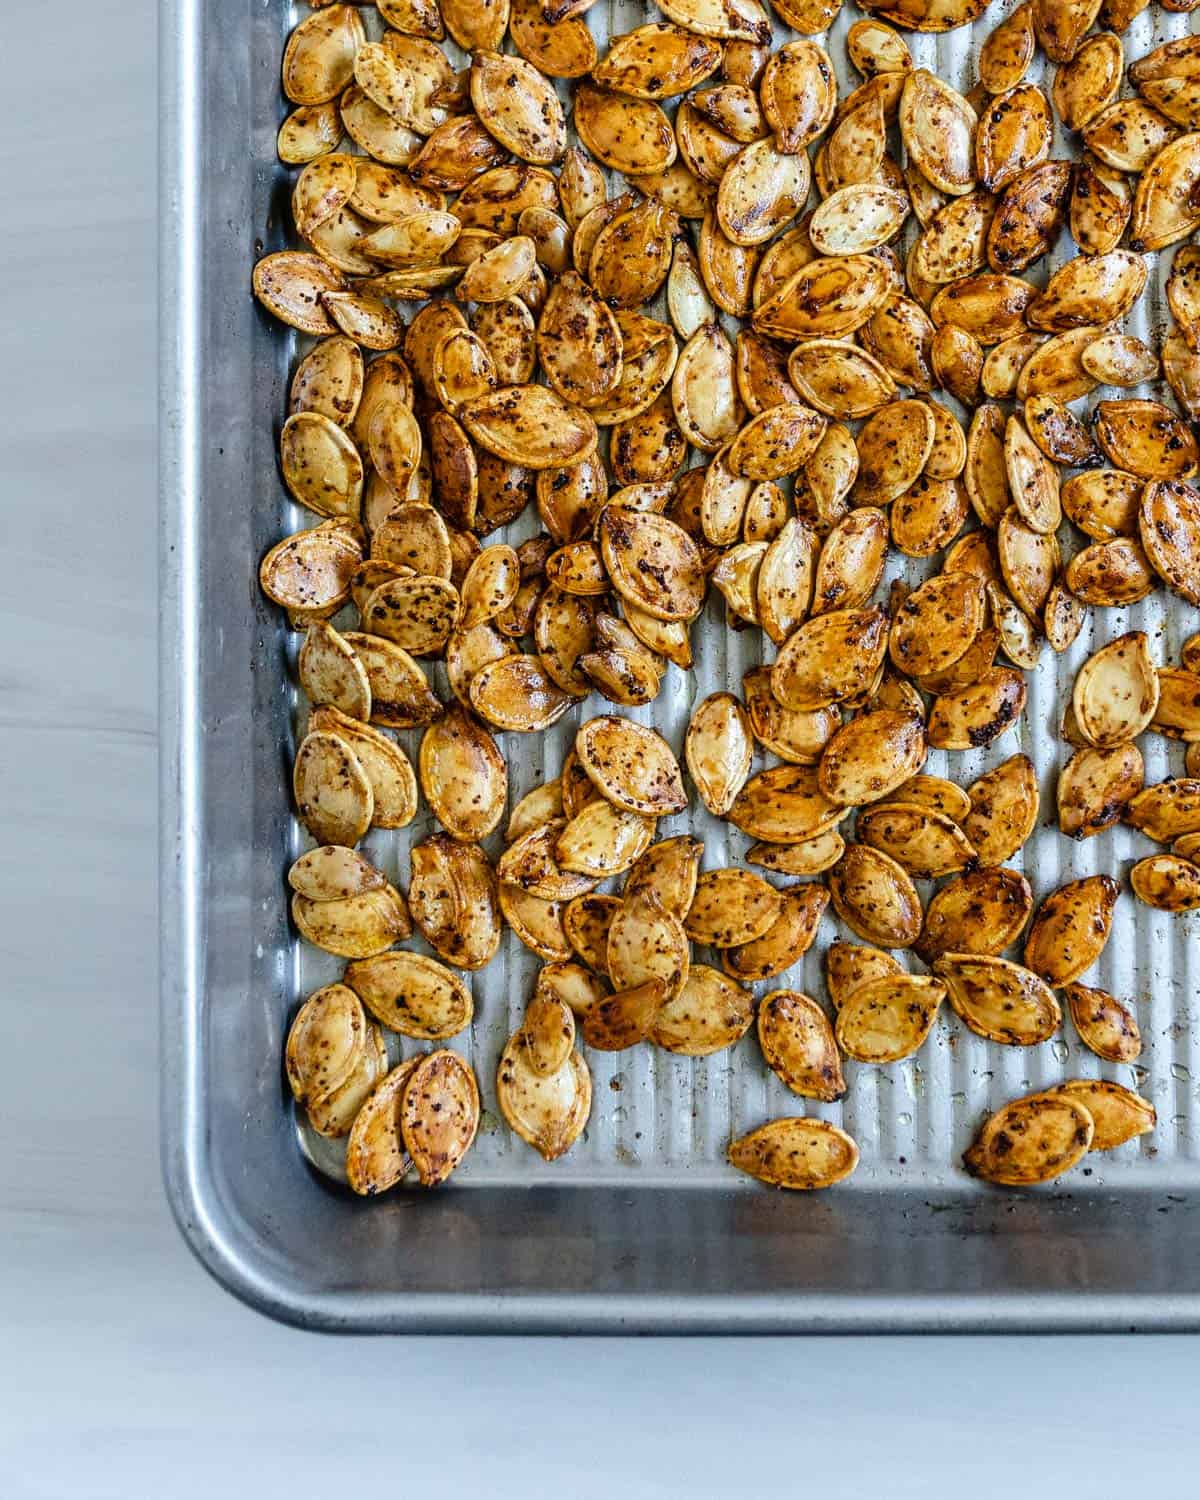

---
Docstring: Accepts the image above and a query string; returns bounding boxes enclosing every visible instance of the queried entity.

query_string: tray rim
[157,0,1200,1335]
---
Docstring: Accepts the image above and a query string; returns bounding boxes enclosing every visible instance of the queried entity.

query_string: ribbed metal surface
[290,0,1200,1195]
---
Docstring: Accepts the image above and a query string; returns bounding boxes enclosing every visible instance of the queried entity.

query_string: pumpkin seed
[685,868,784,948]
[928,667,1027,750]
[288,845,386,904]
[685,693,753,816]
[1004,415,1061,533]
[728,1116,859,1190]
[343,1057,424,1195]
[468,651,573,731]
[854,400,936,507]
[1058,742,1145,839]
[964,1090,1093,1186]
[824,941,902,1011]
[856,801,977,878]
[1126,778,1200,842]
[1023,394,1100,469]
[284,8,365,106]
[718,884,827,982]
[298,620,371,721]
[997,508,1059,617]
[1052,1079,1155,1152]
[497,1028,591,1160]
[1063,982,1141,1062]
[340,631,442,729]
[644,964,752,1056]
[976,84,1052,193]
[809,185,909,257]
[915,866,1033,963]
[1069,153,1131,256]
[573,715,688,818]
[606,886,691,1001]
[787,339,895,419]
[930,323,983,405]
[890,572,986,680]
[600,505,706,622]
[727,764,845,844]
[818,709,927,807]
[1073,631,1160,747]
[748,830,846,876]
[1061,468,1141,541]
[1044,578,1086,654]
[828,843,923,948]
[469,50,566,165]
[253,250,346,335]
[935,952,1061,1046]
[914,191,995,284]
[1065,537,1155,607]
[979,1,1036,90]
[293,730,373,847]
[717,139,812,248]
[836,973,946,1063]
[279,101,343,166]
[556,801,657,880]
[754,254,892,341]
[1030,251,1147,334]
[742,667,840,764]
[761,40,838,153]
[1024,874,1120,985]
[982,332,1045,399]
[310,706,421,827]
[398,1049,480,1187]
[460,384,597,469]
[900,71,977,196]
[418,705,507,841]
[773,606,890,711]
[1131,853,1200,912]
[344,950,474,1041]
[292,880,411,959]
[1139,480,1200,605]
[757,989,846,1100]
[964,753,1040,867]
[409,835,501,970]
[1154,668,1200,739]
[285,982,371,1114]
[290,337,364,430]
[671,325,742,453]
[1053,32,1123,129]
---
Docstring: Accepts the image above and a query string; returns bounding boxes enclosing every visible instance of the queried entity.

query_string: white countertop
[4,3,1199,1492]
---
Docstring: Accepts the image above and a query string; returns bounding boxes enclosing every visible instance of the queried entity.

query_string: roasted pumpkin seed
[758,989,846,1100]
[964,1090,1094,1186]
[728,1116,858,1189]
[916,866,1033,963]
[836,973,946,1063]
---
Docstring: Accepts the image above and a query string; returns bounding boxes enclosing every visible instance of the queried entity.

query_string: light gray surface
[4,0,1200,1490]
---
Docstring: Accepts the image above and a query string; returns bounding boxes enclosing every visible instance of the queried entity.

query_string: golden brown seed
[916,866,1032,964]
[828,843,923,949]
[935,953,1061,1047]
[1063,982,1141,1063]
[1131,854,1200,912]
[1024,875,1120,986]
[1051,1080,1154,1152]
[757,990,846,1101]
[728,1117,859,1191]
[964,1091,1094,1186]
[835,974,945,1064]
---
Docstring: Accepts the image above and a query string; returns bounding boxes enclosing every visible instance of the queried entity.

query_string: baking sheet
[266,1,1200,1192]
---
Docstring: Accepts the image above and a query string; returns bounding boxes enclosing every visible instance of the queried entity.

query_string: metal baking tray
[160,0,1200,1331]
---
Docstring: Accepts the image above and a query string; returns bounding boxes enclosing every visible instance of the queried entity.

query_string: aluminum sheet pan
[160,0,1200,1331]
